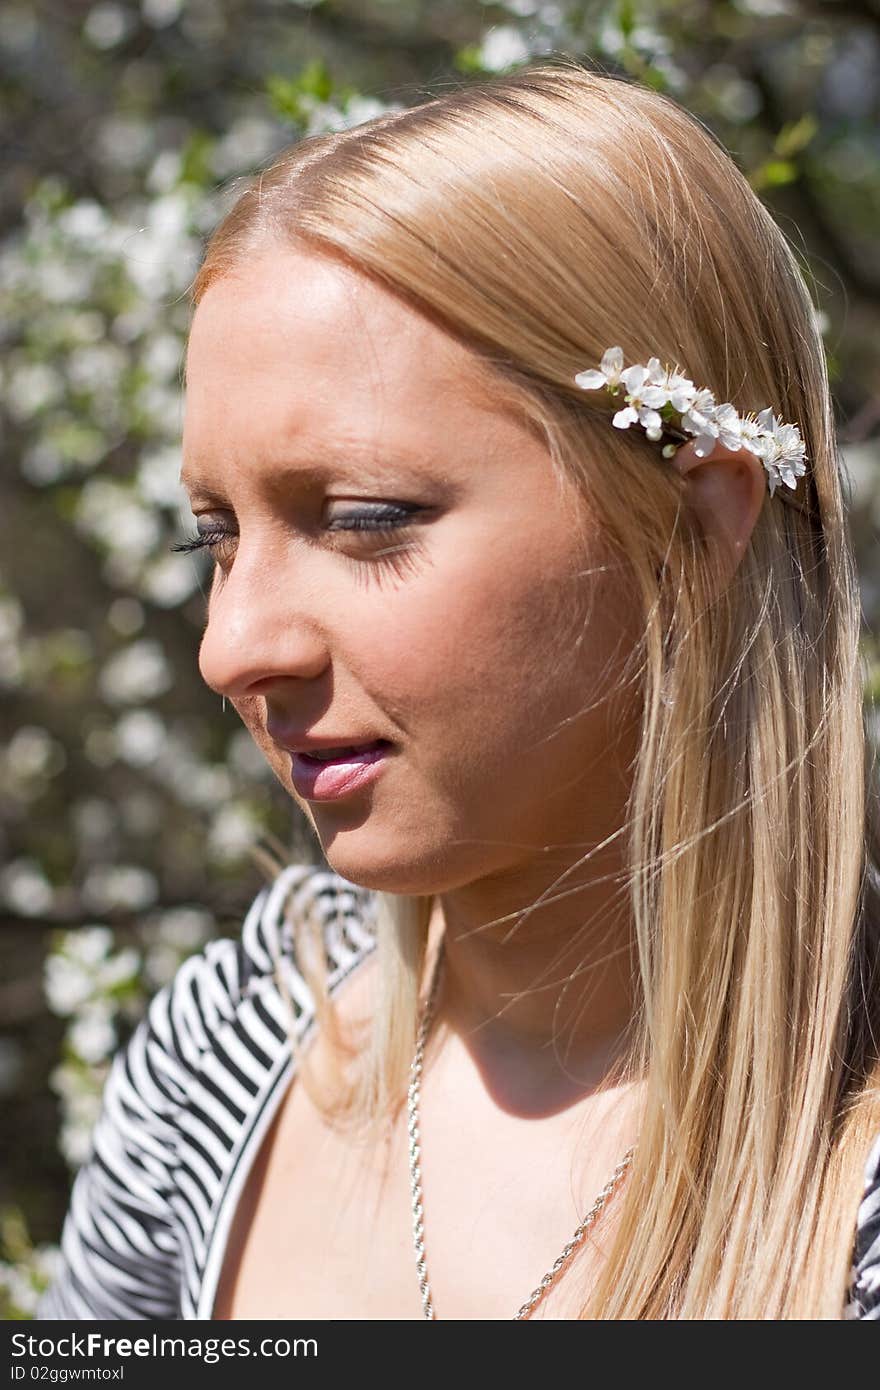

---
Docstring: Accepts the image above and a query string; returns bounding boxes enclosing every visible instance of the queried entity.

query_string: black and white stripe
[37,863,377,1320]
[35,861,880,1320]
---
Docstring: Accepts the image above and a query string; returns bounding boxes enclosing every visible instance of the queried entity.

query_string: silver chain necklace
[407,942,635,1320]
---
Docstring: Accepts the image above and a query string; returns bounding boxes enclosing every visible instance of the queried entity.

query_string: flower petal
[575,369,607,390]
[601,346,624,375]
[620,364,648,392]
[693,432,717,458]
[613,406,638,429]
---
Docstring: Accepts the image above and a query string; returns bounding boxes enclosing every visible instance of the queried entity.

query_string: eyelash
[170,505,419,558]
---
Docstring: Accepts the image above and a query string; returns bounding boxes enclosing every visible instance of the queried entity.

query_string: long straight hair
[191,58,880,1317]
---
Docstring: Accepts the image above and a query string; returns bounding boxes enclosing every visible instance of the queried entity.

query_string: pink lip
[289,741,392,801]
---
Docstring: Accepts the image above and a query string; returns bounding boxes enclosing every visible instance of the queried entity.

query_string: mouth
[288,739,395,801]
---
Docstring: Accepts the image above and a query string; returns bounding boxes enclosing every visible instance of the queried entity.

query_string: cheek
[372,539,636,768]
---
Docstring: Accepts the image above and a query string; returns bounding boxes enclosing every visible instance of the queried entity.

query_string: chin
[314,836,451,898]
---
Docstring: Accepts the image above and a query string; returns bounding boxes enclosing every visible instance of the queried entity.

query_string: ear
[668,437,767,592]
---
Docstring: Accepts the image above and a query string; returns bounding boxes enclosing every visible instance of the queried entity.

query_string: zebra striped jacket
[35,862,880,1320]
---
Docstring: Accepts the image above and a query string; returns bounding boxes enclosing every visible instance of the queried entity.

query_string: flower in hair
[574,348,807,497]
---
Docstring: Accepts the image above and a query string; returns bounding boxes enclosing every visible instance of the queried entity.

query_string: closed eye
[170,505,425,558]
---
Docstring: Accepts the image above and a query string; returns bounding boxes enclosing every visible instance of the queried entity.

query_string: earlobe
[668,437,767,588]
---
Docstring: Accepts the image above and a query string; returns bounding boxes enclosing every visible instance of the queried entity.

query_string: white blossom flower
[114,708,166,767]
[574,348,808,496]
[643,361,698,412]
[679,394,745,458]
[678,387,720,456]
[209,801,261,862]
[82,863,158,912]
[751,409,808,494]
[0,858,53,916]
[98,638,172,705]
[68,1005,117,1064]
[575,345,625,393]
[478,25,532,72]
[613,362,666,440]
[65,925,114,967]
[44,955,94,1016]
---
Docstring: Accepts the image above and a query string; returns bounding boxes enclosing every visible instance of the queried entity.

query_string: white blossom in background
[163,759,233,808]
[140,334,184,387]
[44,926,116,1015]
[0,594,24,688]
[734,0,794,14]
[0,1246,62,1318]
[98,638,173,704]
[106,597,145,635]
[56,199,110,245]
[497,0,541,15]
[208,800,262,863]
[138,551,203,607]
[5,725,63,779]
[114,707,167,767]
[132,381,185,436]
[81,863,159,913]
[149,728,234,805]
[82,3,135,50]
[594,11,687,90]
[0,594,23,644]
[476,25,532,71]
[841,441,880,512]
[0,858,53,916]
[122,191,202,299]
[68,1002,117,1064]
[42,919,149,1170]
[703,64,763,123]
[146,148,184,195]
[228,726,275,779]
[83,724,118,768]
[49,1059,106,1168]
[300,92,404,138]
[75,479,162,563]
[211,116,281,177]
[71,797,117,850]
[136,442,186,507]
[142,0,184,30]
[4,360,64,422]
[142,905,215,987]
[96,114,154,170]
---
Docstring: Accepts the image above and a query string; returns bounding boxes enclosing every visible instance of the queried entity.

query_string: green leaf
[454,44,486,74]
[639,63,670,93]
[617,0,637,41]
[266,74,307,124]
[773,113,818,159]
[300,58,334,101]
[179,130,213,187]
[266,61,335,124]
[750,159,798,191]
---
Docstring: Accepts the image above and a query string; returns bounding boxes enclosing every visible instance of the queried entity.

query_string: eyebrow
[178,455,449,497]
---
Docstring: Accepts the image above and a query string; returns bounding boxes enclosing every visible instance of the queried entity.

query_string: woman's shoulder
[848,1130,880,1319]
[34,862,378,1319]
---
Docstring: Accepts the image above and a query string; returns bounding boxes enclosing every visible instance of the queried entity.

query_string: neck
[426,847,641,1119]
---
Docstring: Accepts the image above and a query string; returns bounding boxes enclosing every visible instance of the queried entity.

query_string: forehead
[182,243,512,483]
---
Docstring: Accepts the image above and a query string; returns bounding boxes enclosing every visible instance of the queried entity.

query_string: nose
[197,551,330,700]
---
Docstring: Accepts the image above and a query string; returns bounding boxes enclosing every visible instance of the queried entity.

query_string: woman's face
[182,243,642,896]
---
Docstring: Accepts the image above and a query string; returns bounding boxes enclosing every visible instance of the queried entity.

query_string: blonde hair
[190,57,880,1318]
